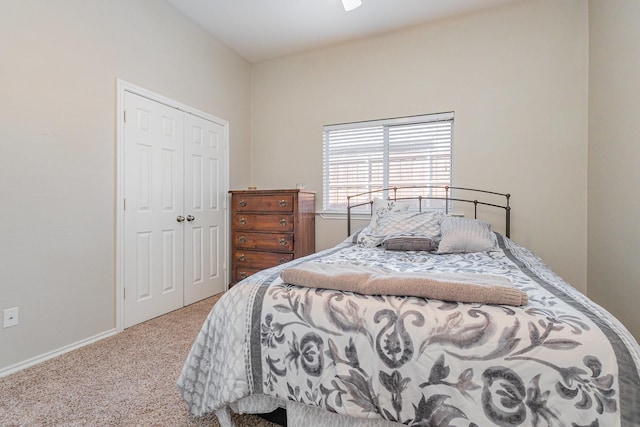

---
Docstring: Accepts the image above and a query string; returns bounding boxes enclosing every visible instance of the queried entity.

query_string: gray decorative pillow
[357,210,443,248]
[436,217,497,254]
[375,210,443,239]
[382,233,438,251]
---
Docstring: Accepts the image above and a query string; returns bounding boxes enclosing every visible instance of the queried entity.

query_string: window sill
[318,212,371,221]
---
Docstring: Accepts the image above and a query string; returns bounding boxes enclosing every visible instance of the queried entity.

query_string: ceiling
[167,0,521,63]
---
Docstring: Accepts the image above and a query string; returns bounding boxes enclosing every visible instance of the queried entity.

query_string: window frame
[322,112,454,216]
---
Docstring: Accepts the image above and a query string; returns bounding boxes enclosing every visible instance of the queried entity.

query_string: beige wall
[0,0,251,371]
[588,0,640,339]
[251,0,589,290]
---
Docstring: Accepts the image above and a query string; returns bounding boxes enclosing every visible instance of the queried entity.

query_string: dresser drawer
[234,251,294,269]
[233,194,294,213]
[232,214,294,231]
[233,232,293,251]
[234,267,263,282]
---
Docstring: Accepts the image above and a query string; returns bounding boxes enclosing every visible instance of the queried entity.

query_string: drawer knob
[239,236,247,244]
[279,238,287,246]
[240,217,247,225]
[279,258,287,264]
[279,200,288,207]
[239,200,247,207]
[279,218,288,226]
[239,272,248,279]
[239,254,247,262]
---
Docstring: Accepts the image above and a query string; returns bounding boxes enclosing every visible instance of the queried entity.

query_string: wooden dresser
[229,189,315,285]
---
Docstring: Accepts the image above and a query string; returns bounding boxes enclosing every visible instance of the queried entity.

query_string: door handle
[186,215,195,222]
[176,215,185,222]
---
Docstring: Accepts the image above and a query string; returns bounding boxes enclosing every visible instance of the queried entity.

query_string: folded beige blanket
[280,262,527,306]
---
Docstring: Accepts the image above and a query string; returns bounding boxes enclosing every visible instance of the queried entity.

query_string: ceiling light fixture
[341,0,362,12]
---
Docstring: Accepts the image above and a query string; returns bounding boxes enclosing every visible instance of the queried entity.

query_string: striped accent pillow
[436,217,497,253]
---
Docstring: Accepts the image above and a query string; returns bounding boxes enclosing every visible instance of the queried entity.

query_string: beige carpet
[0,294,277,427]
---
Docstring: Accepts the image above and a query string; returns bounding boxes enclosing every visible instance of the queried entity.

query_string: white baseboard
[0,328,118,379]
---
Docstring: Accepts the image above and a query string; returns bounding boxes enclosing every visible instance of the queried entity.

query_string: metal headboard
[346,185,511,238]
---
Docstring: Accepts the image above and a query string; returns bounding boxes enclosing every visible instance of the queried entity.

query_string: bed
[178,186,640,427]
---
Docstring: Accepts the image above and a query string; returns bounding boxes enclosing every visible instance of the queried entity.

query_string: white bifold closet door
[123,91,226,328]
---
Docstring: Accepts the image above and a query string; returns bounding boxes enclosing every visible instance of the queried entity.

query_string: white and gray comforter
[178,235,640,426]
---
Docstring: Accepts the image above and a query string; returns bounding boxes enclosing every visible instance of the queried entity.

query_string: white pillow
[356,227,378,248]
[343,228,365,244]
[436,217,497,254]
[367,198,410,229]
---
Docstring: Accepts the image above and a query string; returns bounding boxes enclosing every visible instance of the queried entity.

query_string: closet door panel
[183,114,227,304]
[123,91,184,328]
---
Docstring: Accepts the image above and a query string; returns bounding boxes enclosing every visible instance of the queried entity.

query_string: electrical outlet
[3,307,19,328]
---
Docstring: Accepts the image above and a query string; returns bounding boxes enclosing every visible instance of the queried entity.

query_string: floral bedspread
[178,235,640,426]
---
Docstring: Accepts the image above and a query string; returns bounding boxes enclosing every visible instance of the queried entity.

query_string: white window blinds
[323,112,453,213]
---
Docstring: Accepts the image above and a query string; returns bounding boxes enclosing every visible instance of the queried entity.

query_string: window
[322,112,454,214]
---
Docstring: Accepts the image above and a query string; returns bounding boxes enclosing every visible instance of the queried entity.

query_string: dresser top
[229,189,315,194]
